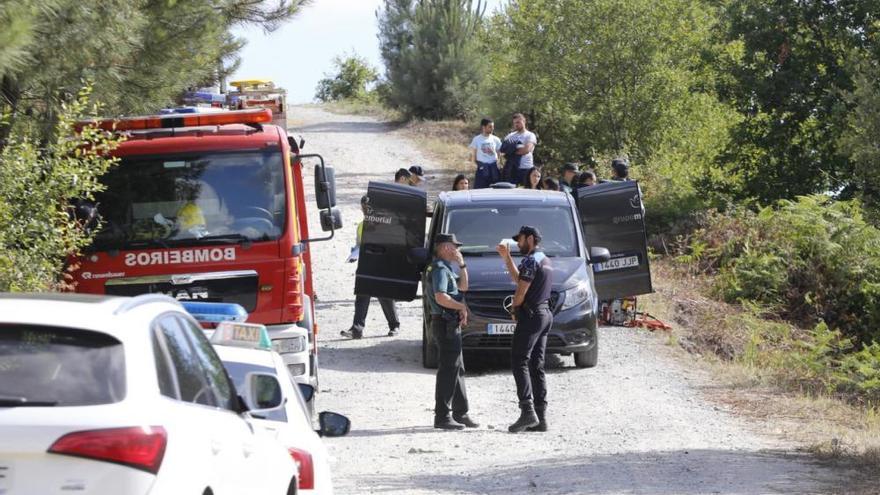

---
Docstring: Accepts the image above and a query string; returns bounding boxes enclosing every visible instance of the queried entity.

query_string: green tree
[0,87,123,291]
[839,61,880,223]
[0,0,310,145]
[482,0,737,229]
[315,53,379,102]
[377,0,486,119]
[712,0,879,203]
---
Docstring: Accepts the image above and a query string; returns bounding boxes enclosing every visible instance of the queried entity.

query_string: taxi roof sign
[181,302,248,323]
[211,321,272,350]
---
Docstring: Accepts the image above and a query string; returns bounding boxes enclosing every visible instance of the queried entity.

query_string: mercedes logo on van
[503,295,514,315]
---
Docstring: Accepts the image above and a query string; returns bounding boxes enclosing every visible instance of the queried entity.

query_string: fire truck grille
[104,271,259,312]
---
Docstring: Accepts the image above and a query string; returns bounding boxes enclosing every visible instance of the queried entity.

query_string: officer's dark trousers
[351,295,399,331]
[433,315,469,417]
[511,303,552,410]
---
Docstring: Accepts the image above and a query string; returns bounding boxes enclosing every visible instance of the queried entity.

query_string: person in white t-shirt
[502,113,538,185]
[468,118,503,189]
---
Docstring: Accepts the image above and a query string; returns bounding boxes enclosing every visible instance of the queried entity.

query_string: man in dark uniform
[496,226,553,433]
[426,233,479,430]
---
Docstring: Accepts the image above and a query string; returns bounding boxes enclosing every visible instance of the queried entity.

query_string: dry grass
[317,99,404,122]
[642,258,880,468]
[402,119,474,174]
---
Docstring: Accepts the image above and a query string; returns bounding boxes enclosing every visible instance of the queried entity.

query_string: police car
[185,305,349,495]
[0,293,298,495]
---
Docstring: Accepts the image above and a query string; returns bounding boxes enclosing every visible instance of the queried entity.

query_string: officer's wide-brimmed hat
[435,233,463,246]
[512,225,542,243]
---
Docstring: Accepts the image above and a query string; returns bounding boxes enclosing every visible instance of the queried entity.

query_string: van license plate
[488,323,516,335]
[595,255,639,272]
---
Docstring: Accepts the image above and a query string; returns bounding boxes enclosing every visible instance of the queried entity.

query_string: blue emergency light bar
[159,107,199,114]
[182,302,248,323]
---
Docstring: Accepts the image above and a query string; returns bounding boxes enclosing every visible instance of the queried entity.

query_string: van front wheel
[574,343,598,368]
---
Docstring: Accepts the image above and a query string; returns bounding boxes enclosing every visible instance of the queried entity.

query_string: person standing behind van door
[426,233,479,430]
[342,195,401,339]
[469,118,502,189]
[497,225,553,433]
[502,113,537,185]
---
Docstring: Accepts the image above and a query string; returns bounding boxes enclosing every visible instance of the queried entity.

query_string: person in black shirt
[496,225,553,433]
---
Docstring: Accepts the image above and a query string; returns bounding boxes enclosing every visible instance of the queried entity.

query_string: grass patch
[402,119,474,174]
[318,99,404,122]
[643,259,880,467]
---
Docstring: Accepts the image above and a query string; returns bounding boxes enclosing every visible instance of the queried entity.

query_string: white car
[209,324,349,495]
[0,293,299,495]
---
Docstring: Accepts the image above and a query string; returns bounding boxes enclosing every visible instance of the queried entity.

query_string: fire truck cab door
[355,182,427,301]
[577,180,653,300]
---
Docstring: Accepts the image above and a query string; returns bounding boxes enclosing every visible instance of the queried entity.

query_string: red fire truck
[71,108,340,388]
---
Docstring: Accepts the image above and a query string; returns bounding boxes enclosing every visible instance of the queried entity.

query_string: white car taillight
[48,426,167,474]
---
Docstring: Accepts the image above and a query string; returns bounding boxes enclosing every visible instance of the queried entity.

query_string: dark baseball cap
[435,233,463,246]
[512,225,542,243]
[562,162,579,173]
[409,165,425,177]
[611,158,629,172]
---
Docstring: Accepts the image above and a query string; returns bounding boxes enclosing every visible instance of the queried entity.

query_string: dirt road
[291,106,862,494]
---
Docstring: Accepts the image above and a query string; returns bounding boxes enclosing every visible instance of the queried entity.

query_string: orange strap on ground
[625,313,672,331]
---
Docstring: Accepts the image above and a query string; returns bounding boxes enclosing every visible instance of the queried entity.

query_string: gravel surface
[291,106,862,495]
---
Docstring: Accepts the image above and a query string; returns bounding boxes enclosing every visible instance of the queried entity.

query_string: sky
[231,0,504,104]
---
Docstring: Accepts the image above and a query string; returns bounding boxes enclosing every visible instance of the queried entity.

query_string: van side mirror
[314,165,337,209]
[297,383,315,403]
[589,247,611,264]
[242,372,284,418]
[320,208,343,232]
[317,411,351,437]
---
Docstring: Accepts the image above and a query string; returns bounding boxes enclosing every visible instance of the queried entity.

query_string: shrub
[0,87,122,291]
[314,53,379,103]
[683,196,880,345]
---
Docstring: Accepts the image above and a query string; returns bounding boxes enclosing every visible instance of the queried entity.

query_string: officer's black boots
[434,415,465,430]
[340,328,362,339]
[453,413,479,428]
[508,404,539,433]
[387,326,399,337]
[526,408,547,432]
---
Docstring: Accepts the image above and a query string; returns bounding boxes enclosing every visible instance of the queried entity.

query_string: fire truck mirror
[314,164,337,209]
[320,208,342,232]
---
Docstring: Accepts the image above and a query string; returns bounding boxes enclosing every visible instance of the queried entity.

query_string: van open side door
[576,181,653,300]
[354,182,427,301]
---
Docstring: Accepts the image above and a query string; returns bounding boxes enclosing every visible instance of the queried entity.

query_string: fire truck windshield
[90,150,286,251]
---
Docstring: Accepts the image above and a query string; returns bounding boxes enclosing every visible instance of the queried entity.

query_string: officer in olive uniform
[426,233,479,430]
[497,225,553,433]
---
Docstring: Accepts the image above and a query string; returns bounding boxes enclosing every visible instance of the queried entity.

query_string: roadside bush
[314,53,379,103]
[682,195,880,346]
[0,87,122,291]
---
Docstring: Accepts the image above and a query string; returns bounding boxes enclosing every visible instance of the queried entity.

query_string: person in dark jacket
[496,226,553,433]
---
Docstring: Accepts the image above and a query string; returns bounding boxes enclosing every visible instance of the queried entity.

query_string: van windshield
[444,206,578,257]
[90,151,286,251]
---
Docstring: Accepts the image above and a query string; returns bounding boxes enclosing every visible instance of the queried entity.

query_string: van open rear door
[577,181,653,300]
[354,182,427,301]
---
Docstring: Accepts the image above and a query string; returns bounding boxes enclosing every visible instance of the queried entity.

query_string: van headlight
[273,336,306,354]
[560,282,590,311]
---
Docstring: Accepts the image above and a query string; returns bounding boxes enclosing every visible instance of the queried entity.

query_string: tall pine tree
[377,0,485,119]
